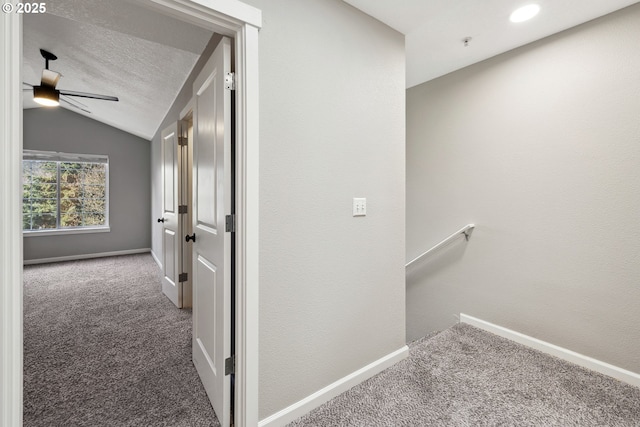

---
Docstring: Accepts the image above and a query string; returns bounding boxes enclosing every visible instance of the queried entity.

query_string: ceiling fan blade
[59,89,118,102]
[41,69,61,87]
[61,94,88,109]
[60,96,92,114]
[23,82,34,87]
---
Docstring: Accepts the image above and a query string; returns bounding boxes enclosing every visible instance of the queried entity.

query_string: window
[23,150,109,235]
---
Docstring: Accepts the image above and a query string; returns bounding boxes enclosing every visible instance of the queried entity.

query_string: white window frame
[22,150,110,236]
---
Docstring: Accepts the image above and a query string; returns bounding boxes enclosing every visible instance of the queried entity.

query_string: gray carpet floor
[289,323,640,426]
[23,254,220,427]
[25,254,640,426]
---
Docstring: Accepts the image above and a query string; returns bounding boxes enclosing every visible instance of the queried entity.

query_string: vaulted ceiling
[23,0,213,140]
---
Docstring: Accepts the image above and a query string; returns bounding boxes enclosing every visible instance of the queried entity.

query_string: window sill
[23,227,110,237]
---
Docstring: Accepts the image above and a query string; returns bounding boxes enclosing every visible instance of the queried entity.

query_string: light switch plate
[353,198,366,216]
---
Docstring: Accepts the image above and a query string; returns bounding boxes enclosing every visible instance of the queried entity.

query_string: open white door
[160,124,183,308]
[189,36,233,426]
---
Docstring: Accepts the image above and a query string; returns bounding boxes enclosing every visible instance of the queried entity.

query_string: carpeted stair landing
[289,323,640,426]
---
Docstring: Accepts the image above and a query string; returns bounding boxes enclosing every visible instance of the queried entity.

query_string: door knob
[157,218,166,223]
[185,233,196,242]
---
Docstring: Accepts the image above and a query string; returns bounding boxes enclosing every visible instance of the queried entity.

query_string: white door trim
[0,12,24,427]
[0,2,261,426]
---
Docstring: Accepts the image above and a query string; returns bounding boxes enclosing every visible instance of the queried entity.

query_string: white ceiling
[23,0,213,140]
[343,0,640,88]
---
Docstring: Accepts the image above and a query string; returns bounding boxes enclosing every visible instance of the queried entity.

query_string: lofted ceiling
[23,0,213,140]
[343,0,640,88]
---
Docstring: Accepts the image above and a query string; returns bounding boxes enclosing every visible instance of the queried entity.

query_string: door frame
[0,1,261,426]
[178,105,195,308]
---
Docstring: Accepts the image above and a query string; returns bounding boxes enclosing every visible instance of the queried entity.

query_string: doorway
[0,2,261,426]
[160,117,194,310]
[180,114,194,308]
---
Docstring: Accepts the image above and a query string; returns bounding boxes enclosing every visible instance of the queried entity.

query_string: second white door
[160,123,182,308]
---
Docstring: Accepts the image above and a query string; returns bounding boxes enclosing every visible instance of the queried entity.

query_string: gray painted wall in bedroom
[23,108,150,260]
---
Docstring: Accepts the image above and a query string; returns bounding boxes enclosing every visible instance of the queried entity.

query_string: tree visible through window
[23,151,108,232]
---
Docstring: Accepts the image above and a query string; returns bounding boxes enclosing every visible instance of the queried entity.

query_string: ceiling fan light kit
[33,85,60,107]
[25,49,119,113]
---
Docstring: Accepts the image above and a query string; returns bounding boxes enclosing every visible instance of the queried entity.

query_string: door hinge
[178,272,188,283]
[225,214,236,233]
[225,355,235,375]
[178,135,188,146]
[224,72,236,91]
[178,205,188,214]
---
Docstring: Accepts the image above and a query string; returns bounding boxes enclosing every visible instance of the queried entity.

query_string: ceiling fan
[23,49,119,114]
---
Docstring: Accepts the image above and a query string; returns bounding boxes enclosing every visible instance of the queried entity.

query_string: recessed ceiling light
[510,4,540,23]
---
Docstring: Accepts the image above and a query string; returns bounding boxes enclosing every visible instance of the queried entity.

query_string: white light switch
[353,198,366,216]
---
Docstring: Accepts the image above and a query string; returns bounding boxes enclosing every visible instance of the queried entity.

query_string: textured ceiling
[343,0,640,88]
[23,0,213,140]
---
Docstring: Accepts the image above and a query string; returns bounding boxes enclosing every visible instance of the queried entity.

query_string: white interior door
[190,36,233,426]
[160,123,182,308]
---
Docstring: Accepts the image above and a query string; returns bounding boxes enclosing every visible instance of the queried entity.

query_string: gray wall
[23,108,150,261]
[241,0,406,420]
[406,4,640,373]
[150,34,222,265]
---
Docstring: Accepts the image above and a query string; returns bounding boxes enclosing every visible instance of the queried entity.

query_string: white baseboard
[258,345,409,427]
[23,248,151,265]
[150,250,162,270]
[460,313,640,388]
